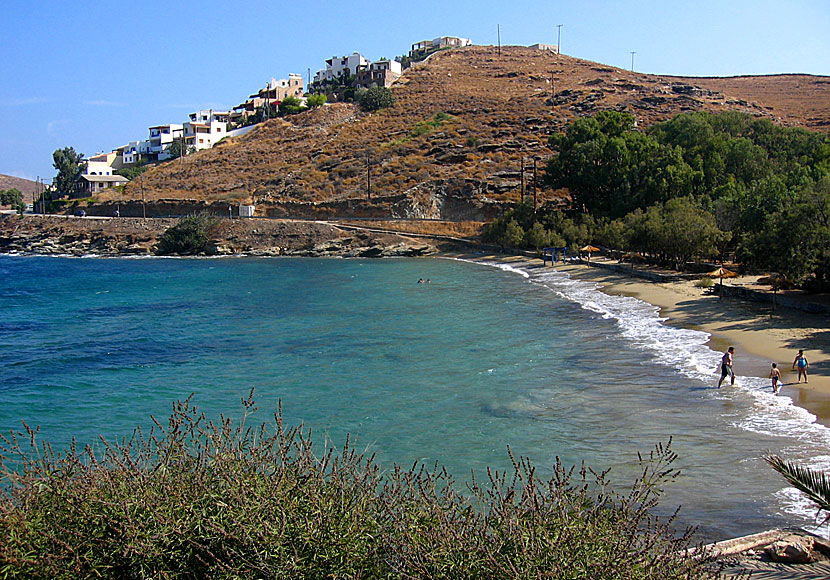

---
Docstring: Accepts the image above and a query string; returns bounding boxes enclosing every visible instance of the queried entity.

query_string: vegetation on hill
[0,395,717,578]
[486,110,830,289]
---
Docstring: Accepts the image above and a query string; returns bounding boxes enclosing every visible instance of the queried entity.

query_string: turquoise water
[2,255,829,540]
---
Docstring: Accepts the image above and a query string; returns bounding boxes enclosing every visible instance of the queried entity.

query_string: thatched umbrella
[580,245,600,261]
[707,267,738,296]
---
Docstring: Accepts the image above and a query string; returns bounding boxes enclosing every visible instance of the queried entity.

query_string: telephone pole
[497,24,501,57]
[557,24,562,53]
[630,51,636,72]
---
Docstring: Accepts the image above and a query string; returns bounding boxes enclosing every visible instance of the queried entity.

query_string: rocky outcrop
[0,215,438,258]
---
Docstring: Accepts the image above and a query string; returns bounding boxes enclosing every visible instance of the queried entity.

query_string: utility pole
[630,51,636,72]
[533,158,538,210]
[140,171,146,219]
[497,24,501,57]
[366,152,371,200]
[557,24,562,54]
[520,157,525,204]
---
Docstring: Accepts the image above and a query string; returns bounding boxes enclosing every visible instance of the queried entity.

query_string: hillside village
[73,35,478,197]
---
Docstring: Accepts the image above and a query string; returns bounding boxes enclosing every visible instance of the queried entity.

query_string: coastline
[460,252,830,426]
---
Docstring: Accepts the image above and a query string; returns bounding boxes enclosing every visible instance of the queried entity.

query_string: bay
[1,254,828,540]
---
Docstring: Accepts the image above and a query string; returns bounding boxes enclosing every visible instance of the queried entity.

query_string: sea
[1,254,829,541]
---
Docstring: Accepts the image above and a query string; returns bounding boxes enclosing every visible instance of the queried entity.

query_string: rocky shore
[0,215,438,258]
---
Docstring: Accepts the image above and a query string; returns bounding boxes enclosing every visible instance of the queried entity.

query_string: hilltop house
[80,174,129,195]
[183,109,230,152]
[233,74,304,119]
[75,151,128,196]
[313,52,369,84]
[409,36,471,59]
[355,59,402,88]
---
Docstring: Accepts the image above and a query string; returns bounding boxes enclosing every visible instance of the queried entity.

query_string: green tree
[115,162,149,181]
[306,93,327,108]
[166,139,195,160]
[52,147,86,197]
[358,86,395,111]
[278,96,306,115]
[0,188,23,206]
[156,214,219,255]
[524,222,553,250]
[765,455,830,522]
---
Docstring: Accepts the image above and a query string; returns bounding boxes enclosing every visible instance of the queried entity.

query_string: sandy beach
[461,252,830,427]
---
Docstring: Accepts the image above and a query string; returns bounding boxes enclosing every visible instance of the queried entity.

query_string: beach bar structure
[542,247,568,265]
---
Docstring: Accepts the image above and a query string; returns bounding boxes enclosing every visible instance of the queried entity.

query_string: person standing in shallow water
[793,349,809,383]
[770,363,781,394]
[718,347,735,388]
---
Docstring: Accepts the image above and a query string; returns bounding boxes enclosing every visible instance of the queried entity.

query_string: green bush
[156,214,219,255]
[0,396,717,578]
[695,277,715,288]
[358,86,396,112]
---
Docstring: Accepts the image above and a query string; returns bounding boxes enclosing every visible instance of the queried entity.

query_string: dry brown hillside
[0,174,39,197]
[102,46,830,220]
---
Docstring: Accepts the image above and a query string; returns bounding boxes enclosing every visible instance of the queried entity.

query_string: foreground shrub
[156,213,219,255]
[0,393,717,579]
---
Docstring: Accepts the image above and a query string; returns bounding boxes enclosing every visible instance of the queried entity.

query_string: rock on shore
[0,215,437,258]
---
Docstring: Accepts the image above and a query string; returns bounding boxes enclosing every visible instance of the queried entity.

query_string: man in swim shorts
[718,347,735,388]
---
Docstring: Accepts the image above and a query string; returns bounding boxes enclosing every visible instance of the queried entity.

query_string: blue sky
[1,0,828,183]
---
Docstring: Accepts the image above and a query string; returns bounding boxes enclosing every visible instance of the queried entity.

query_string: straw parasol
[581,245,600,253]
[707,267,738,296]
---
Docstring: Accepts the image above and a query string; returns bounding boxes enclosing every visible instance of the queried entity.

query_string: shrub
[0,395,716,579]
[156,213,219,255]
[695,277,715,288]
[359,86,396,111]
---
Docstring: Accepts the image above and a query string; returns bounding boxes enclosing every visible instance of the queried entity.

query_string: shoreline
[460,252,830,426]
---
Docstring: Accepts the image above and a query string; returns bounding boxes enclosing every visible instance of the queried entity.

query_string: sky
[1,0,828,184]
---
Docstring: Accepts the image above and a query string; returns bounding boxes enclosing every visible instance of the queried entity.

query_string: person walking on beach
[792,349,809,383]
[770,363,781,394]
[718,347,735,388]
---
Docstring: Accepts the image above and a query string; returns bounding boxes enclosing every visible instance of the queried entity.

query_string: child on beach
[770,363,781,394]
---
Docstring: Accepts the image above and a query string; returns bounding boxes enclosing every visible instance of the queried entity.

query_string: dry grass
[113,46,830,216]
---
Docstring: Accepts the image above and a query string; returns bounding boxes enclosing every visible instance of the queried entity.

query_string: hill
[98,46,830,220]
[0,174,39,198]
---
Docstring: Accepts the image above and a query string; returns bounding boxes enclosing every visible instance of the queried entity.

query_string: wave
[461,257,830,531]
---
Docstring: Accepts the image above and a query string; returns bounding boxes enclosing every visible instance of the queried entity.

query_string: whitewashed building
[313,52,369,84]
[148,123,184,160]
[409,36,471,58]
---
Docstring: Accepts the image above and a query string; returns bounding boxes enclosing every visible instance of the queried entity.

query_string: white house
[410,36,471,58]
[183,119,227,151]
[530,43,559,54]
[313,52,369,84]
[118,141,144,166]
[148,123,184,160]
[85,152,119,176]
[355,59,403,88]
[80,174,129,194]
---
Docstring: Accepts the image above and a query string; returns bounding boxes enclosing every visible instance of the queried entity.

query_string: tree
[524,222,553,250]
[358,86,395,111]
[156,214,219,255]
[278,96,306,115]
[116,162,149,181]
[0,188,23,207]
[52,147,86,197]
[166,139,195,160]
[306,94,327,109]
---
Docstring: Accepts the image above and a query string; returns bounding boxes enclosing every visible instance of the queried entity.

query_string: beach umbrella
[580,245,600,253]
[707,267,738,280]
[707,267,737,297]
